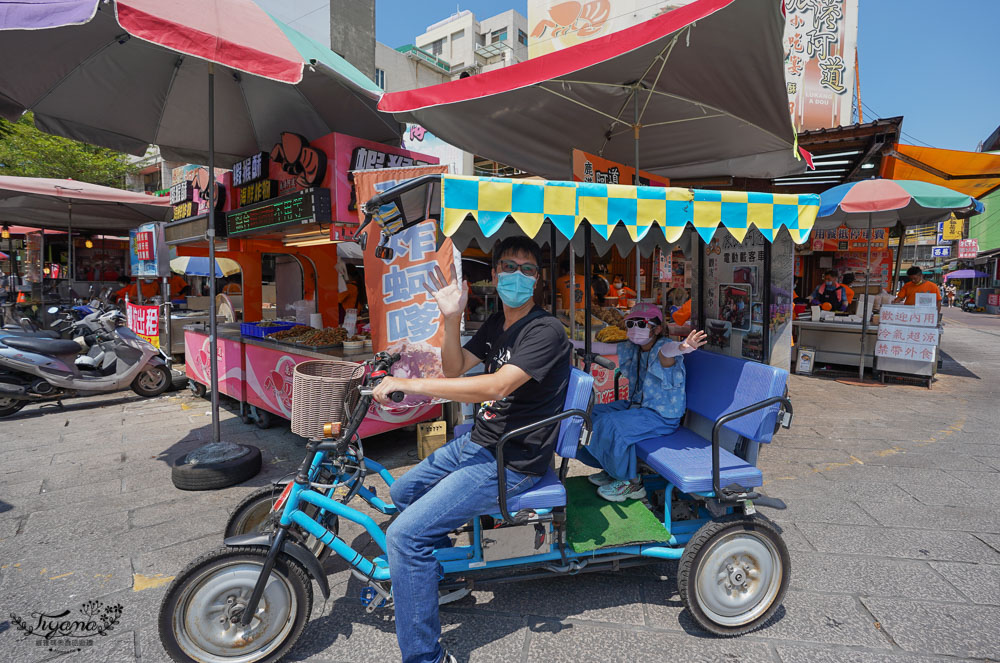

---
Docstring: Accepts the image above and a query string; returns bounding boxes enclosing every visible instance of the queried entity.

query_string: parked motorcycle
[0,321,171,418]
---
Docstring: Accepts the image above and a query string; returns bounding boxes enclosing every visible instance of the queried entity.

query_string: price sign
[225,188,332,237]
[135,231,154,261]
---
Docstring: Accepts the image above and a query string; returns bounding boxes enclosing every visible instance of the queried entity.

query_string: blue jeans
[386,432,540,663]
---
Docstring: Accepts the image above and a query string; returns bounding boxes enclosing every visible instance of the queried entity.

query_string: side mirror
[47,306,59,314]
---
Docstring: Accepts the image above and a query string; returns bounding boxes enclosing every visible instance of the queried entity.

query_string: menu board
[226,188,332,237]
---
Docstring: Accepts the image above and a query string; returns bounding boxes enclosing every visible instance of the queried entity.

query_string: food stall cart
[167,130,444,433]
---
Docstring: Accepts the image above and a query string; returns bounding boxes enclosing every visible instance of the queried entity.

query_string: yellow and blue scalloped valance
[440,175,819,245]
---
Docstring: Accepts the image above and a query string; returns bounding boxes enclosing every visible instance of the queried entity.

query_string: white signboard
[932,245,951,258]
[878,305,937,328]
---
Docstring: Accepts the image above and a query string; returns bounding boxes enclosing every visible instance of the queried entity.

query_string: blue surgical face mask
[496,271,536,308]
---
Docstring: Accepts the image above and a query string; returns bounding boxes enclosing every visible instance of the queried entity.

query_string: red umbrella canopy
[379,0,802,181]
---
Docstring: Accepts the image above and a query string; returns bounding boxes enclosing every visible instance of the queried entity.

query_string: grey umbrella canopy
[0,176,169,232]
[378,0,804,181]
[0,2,400,166]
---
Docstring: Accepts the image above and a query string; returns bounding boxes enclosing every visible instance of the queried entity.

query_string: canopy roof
[880,144,1000,199]
[0,176,169,231]
[378,0,802,181]
[366,175,819,256]
[0,0,398,166]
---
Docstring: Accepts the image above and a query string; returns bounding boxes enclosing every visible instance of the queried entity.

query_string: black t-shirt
[463,307,572,475]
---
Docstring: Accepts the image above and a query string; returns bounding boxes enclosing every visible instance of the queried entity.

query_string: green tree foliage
[0,113,137,187]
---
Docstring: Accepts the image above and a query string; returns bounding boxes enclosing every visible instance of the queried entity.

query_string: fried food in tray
[294,327,349,347]
[266,325,311,340]
[596,326,628,343]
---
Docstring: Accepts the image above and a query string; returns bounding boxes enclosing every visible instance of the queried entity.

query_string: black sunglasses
[625,318,660,329]
[498,259,539,277]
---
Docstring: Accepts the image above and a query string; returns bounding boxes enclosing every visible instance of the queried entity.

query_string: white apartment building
[413,9,528,78]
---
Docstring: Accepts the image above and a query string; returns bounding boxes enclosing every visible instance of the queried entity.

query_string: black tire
[131,364,172,397]
[171,445,262,491]
[225,484,337,562]
[188,379,207,398]
[677,514,790,636]
[253,407,274,429]
[0,377,27,418]
[158,546,312,663]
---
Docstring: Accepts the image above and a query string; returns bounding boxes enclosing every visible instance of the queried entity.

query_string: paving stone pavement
[1,307,998,663]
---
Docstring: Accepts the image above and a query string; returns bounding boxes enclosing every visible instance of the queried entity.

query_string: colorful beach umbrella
[170,257,241,278]
[816,179,984,229]
[816,178,984,380]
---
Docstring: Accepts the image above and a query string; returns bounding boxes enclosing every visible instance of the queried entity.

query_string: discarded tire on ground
[170,442,262,491]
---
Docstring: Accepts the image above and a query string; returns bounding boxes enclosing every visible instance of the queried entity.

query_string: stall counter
[184,325,440,438]
[792,320,879,368]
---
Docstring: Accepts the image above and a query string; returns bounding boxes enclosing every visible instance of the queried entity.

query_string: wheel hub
[694,531,782,627]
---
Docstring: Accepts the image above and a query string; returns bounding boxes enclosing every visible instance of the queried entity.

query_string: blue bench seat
[636,429,762,494]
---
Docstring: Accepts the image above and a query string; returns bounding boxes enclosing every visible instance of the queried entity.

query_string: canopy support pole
[584,223,593,362]
[68,201,73,286]
[549,225,557,316]
[633,88,641,300]
[207,65,222,445]
[569,242,575,340]
[858,212,873,380]
[892,223,905,293]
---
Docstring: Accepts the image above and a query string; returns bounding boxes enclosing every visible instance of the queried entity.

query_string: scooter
[0,321,171,418]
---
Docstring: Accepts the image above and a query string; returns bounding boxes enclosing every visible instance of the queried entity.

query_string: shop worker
[372,236,571,663]
[840,272,856,306]
[556,260,592,310]
[894,266,942,310]
[608,273,636,307]
[579,302,707,501]
[809,270,848,311]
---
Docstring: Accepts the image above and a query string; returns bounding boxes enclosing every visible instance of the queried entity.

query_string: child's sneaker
[597,479,646,502]
[587,470,614,486]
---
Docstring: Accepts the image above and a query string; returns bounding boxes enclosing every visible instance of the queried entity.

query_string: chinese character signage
[875,306,939,363]
[232,152,269,188]
[355,165,453,406]
[784,0,859,130]
[129,223,168,278]
[811,225,889,252]
[135,231,154,261]
[942,216,964,241]
[958,239,978,259]
[932,246,951,258]
[127,301,160,348]
[571,149,670,187]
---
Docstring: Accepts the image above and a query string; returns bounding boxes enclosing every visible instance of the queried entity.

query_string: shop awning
[366,174,819,256]
[880,144,1000,198]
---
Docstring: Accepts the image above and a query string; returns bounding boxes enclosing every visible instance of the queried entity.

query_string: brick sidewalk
[1,307,998,662]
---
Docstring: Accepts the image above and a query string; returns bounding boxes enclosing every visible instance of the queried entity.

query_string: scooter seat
[0,336,81,355]
[1,329,60,339]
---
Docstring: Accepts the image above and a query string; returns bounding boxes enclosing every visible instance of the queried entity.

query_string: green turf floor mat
[564,476,670,553]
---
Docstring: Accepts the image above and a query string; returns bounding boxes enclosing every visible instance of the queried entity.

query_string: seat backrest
[554,367,594,459]
[683,350,788,443]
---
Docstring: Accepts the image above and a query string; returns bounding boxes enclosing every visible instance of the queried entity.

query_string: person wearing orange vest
[894,266,941,310]
[809,270,848,312]
[606,273,636,308]
[840,273,856,306]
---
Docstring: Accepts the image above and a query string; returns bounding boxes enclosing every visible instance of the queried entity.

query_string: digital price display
[226,188,332,237]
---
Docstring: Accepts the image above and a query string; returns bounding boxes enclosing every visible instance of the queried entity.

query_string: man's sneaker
[587,470,614,486]
[441,653,458,663]
[597,479,646,502]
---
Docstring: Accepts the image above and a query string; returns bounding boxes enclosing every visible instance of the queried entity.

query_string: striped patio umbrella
[170,257,241,278]
[817,178,984,379]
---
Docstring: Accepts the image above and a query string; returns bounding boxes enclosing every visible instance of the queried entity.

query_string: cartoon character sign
[270,132,328,188]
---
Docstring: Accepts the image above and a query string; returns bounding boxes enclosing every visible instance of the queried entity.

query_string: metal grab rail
[710,396,792,499]
[494,408,593,524]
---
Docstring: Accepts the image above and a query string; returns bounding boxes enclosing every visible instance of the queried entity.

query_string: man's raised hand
[425,265,468,319]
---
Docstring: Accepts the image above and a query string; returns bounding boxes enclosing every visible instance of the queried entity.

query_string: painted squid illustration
[270,132,328,188]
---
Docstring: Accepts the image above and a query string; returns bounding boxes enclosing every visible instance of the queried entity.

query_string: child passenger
[578,302,707,502]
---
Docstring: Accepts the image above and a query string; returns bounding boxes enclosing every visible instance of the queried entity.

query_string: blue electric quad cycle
[158,347,794,663]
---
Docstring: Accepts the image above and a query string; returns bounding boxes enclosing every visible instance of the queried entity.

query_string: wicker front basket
[291,360,365,439]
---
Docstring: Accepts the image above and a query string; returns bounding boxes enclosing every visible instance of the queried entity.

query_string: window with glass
[518,29,528,46]
[429,38,445,55]
[491,28,507,43]
[375,68,385,90]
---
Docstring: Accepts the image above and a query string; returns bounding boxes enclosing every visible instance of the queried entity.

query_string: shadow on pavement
[938,350,980,379]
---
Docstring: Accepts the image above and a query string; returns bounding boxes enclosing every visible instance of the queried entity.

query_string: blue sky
[376,0,999,152]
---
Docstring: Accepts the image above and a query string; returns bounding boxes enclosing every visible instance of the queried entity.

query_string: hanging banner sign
[127,301,160,347]
[355,165,452,409]
[811,225,889,252]
[571,149,670,187]
[942,216,964,241]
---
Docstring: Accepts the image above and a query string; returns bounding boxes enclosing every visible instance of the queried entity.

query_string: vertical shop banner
[783,0,859,131]
[958,239,979,259]
[126,301,160,347]
[129,223,169,278]
[354,166,453,407]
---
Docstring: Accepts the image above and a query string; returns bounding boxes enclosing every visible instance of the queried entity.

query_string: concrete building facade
[412,8,528,78]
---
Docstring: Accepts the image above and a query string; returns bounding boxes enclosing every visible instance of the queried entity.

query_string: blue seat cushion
[500,467,566,513]
[636,428,762,494]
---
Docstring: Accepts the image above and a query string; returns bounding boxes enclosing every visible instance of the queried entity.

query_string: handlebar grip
[389,353,401,363]
[592,355,616,371]
[389,391,405,403]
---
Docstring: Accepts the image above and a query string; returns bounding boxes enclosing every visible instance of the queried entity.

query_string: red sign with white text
[126,302,159,348]
[135,231,154,260]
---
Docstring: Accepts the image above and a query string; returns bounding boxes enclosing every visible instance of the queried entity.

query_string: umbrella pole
[549,225,557,316]
[584,224,593,363]
[891,222,904,293]
[68,201,73,287]
[207,65,221,444]
[858,212,874,380]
